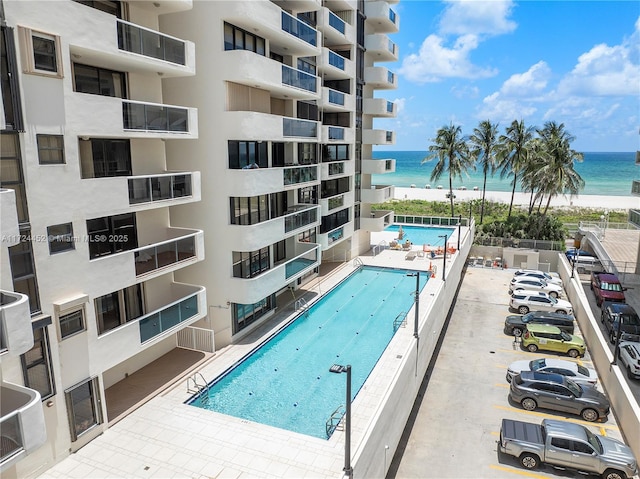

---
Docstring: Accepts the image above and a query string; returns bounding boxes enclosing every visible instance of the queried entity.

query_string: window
[232,248,270,278]
[65,377,102,441]
[1,132,29,223]
[550,437,571,450]
[223,22,265,55]
[18,27,62,77]
[230,195,269,225]
[321,208,349,233]
[86,213,138,259]
[232,294,275,334]
[47,223,74,254]
[95,284,144,335]
[21,319,55,400]
[59,309,85,338]
[37,134,65,164]
[298,143,317,165]
[228,141,268,169]
[572,441,594,455]
[8,233,40,313]
[73,0,122,18]
[73,63,126,98]
[79,138,131,178]
[322,144,349,162]
[1,26,24,130]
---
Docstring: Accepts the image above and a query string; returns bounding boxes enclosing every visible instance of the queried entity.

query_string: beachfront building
[0,0,398,475]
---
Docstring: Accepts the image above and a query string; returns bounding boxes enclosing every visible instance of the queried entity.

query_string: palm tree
[469,120,499,224]
[422,123,474,217]
[535,121,585,214]
[497,120,535,218]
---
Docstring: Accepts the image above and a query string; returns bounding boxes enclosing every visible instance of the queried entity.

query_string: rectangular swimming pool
[188,266,429,439]
[384,225,455,247]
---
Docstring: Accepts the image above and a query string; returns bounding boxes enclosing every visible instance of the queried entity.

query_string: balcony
[284,165,319,186]
[318,222,354,250]
[283,117,319,139]
[66,3,195,77]
[365,34,398,62]
[132,0,193,15]
[630,209,640,228]
[221,111,318,142]
[271,0,322,10]
[361,185,395,203]
[317,8,356,46]
[632,179,640,196]
[228,243,321,304]
[223,50,319,101]
[365,1,399,33]
[0,189,19,245]
[320,87,355,112]
[128,172,198,205]
[320,160,355,179]
[318,49,355,80]
[364,66,398,89]
[67,94,198,139]
[322,125,354,143]
[0,291,32,359]
[0,382,46,472]
[321,191,355,215]
[363,129,395,145]
[362,158,396,174]
[363,98,396,117]
[360,209,394,232]
[281,10,318,47]
[133,229,204,277]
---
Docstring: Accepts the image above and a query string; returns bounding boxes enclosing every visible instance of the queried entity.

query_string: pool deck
[37,248,452,479]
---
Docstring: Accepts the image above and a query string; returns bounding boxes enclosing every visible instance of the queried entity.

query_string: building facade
[0,0,397,476]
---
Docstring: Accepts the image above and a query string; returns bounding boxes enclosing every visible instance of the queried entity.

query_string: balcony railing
[283,118,317,138]
[328,51,345,70]
[329,126,344,140]
[281,11,317,46]
[328,195,344,210]
[632,179,640,195]
[128,173,192,205]
[387,71,395,84]
[386,101,394,113]
[388,39,396,55]
[123,101,188,132]
[328,227,344,245]
[329,11,345,34]
[117,20,186,65]
[283,166,318,185]
[284,247,318,279]
[629,209,640,228]
[138,290,201,343]
[282,65,317,92]
[328,89,345,105]
[134,234,197,276]
[389,8,397,24]
[284,207,318,233]
[328,162,344,175]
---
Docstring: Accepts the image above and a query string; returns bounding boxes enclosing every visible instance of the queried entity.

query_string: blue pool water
[188,266,429,439]
[385,225,455,246]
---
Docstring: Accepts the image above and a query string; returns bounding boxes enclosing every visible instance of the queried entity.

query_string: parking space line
[600,426,607,436]
[495,383,510,389]
[489,464,550,478]
[492,405,619,430]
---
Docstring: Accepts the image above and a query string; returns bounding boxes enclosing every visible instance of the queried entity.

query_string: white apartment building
[0,0,397,476]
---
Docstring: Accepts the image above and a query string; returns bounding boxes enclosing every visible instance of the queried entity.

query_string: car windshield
[577,365,590,376]
[549,295,558,304]
[540,280,548,287]
[543,273,552,280]
[560,331,573,341]
[529,359,546,371]
[585,428,603,454]
[565,378,582,396]
[601,282,623,292]
[621,314,640,326]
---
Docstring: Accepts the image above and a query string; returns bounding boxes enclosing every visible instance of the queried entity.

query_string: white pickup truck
[499,418,638,479]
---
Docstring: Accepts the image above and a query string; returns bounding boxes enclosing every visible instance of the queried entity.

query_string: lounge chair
[405,251,417,261]
[402,241,412,251]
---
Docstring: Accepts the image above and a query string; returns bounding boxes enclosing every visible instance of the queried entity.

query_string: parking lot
[389,266,631,479]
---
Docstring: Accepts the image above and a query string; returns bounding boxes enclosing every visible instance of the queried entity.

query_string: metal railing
[123,100,188,132]
[372,240,387,256]
[474,236,564,251]
[393,311,407,331]
[284,207,318,233]
[134,234,197,276]
[394,215,469,227]
[177,326,214,353]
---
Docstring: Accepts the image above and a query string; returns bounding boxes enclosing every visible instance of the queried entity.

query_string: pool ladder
[352,257,363,267]
[295,297,309,316]
[186,372,209,406]
[393,312,408,332]
[326,405,345,438]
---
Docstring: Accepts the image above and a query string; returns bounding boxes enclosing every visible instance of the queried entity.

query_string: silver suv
[509,290,573,315]
[618,341,640,380]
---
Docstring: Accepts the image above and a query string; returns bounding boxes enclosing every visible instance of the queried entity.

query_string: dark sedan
[504,311,575,337]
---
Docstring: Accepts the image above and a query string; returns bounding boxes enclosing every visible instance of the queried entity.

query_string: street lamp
[571,246,577,279]
[406,272,420,339]
[457,215,462,251]
[329,364,353,478]
[438,234,448,281]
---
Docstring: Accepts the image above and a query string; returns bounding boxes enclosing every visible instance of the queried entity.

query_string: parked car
[513,269,563,286]
[521,324,585,358]
[506,358,598,386]
[510,290,573,315]
[504,311,575,337]
[569,254,602,273]
[618,341,640,380]
[565,249,594,260]
[601,301,640,344]
[591,271,626,306]
[509,278,564,298]
[500,418,638,478]
[509,371,609,421]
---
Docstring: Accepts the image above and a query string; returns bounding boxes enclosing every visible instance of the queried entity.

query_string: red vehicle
[590,271,625,306]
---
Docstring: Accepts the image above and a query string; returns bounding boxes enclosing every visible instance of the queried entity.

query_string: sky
[374,0,640,152]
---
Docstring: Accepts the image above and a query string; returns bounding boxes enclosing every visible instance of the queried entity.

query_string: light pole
[329,364,352,478]
[571,246,577,279]
[407,272,420,339]
[438,234,448,281]
[457,215,462,251]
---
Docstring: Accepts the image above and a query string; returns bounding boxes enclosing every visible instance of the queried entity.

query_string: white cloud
[476,92,537,123]
[500,61,551,96]
[438,0,517,36]
[451,84,480,99]
[393,97,406,114]
[400,33,498,83]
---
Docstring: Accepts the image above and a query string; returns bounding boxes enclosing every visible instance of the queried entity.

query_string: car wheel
[568,349,580,358]
[521,398,537,411]
[520,453,540,470]
[600,312,605,323]
[602,469,627,479]
[590,282,593,291]
[513,328,523,337]
[549,291,558,299]
[527,344,538,353]
[518,306,529,315]
[610,332,617,344]
[582,408,599,422]
[629,367,636,380]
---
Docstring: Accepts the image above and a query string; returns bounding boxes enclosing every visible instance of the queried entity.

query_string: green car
[521,324,586,358]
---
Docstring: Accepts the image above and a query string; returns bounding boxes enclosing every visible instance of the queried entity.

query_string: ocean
[371,151,636,197]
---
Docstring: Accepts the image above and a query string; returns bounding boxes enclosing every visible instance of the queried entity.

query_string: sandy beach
[393,187,637,211]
